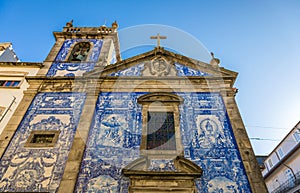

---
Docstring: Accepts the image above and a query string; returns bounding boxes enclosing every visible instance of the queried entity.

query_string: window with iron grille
[146,112,176,150]
[25,130,60,148]
[137,92,184,157]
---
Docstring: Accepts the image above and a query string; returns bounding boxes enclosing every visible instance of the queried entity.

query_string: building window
[293,132,300,142]
[138,92,183,157]
[0,80,20,87]
[147,112,176,150]
[277,148,284,159]
[31,134,55,143]
[68,42,91,62]
[24,130,60,148]
[268,159,273,168]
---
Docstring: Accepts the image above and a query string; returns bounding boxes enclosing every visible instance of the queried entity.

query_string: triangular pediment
[85,47,237,80]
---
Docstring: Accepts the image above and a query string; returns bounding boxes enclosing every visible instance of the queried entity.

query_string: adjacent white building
[262,121,300,193]
[0,42,43,134]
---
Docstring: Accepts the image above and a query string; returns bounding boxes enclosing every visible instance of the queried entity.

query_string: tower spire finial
[112,20,118,29]
[66,19,73,28]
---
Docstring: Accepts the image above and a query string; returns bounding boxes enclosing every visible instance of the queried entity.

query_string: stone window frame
[137,92,184,158]
[0,71,28,89]
[277,147,284,159]
[66,41,93,62]
[24,130,60,148]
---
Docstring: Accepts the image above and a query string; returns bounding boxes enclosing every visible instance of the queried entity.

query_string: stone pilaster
[57,90,99,193]
[222,93,268,193]
[38,39,65,76]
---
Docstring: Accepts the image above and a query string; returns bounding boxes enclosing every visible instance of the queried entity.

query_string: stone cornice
[53,22,118,41]
[25,75,235,83]
[53,31,117,40]
[0,62,43,68]
[25,75,235,95]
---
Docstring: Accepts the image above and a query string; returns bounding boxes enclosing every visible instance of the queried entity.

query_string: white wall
[0,67,40,134]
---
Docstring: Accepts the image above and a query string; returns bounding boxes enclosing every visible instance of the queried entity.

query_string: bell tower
[0,20,123,193]
[39,20,121,77]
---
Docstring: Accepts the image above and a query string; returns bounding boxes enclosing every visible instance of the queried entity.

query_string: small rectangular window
[31,134,55,144]
[268,159,273,168]
[277,148,284,159]
[0,80,20,87]
[147,112,176,150]
[25,130,60,148]
[293,132,300,142]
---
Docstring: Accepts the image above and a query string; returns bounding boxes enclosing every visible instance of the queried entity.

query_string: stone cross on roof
[150,33,167,48]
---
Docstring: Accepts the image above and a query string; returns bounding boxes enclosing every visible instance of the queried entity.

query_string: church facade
[0,21,267,193]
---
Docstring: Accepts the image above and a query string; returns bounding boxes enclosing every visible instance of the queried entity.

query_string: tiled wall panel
[0,92,86,192]
[76,92,251,193]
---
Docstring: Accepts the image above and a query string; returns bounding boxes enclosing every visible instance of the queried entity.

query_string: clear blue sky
[1,0,300,155]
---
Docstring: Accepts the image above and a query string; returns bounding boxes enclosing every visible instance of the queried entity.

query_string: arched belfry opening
[68,42,91,62]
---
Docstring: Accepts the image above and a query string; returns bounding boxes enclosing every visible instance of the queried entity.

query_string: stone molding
[0,62,43,68]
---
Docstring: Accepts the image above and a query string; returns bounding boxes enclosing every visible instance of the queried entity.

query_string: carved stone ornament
[39,81,73,92]
[142,57,177,76]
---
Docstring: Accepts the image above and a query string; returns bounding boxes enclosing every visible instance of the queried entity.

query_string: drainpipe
[283,163,297,181]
